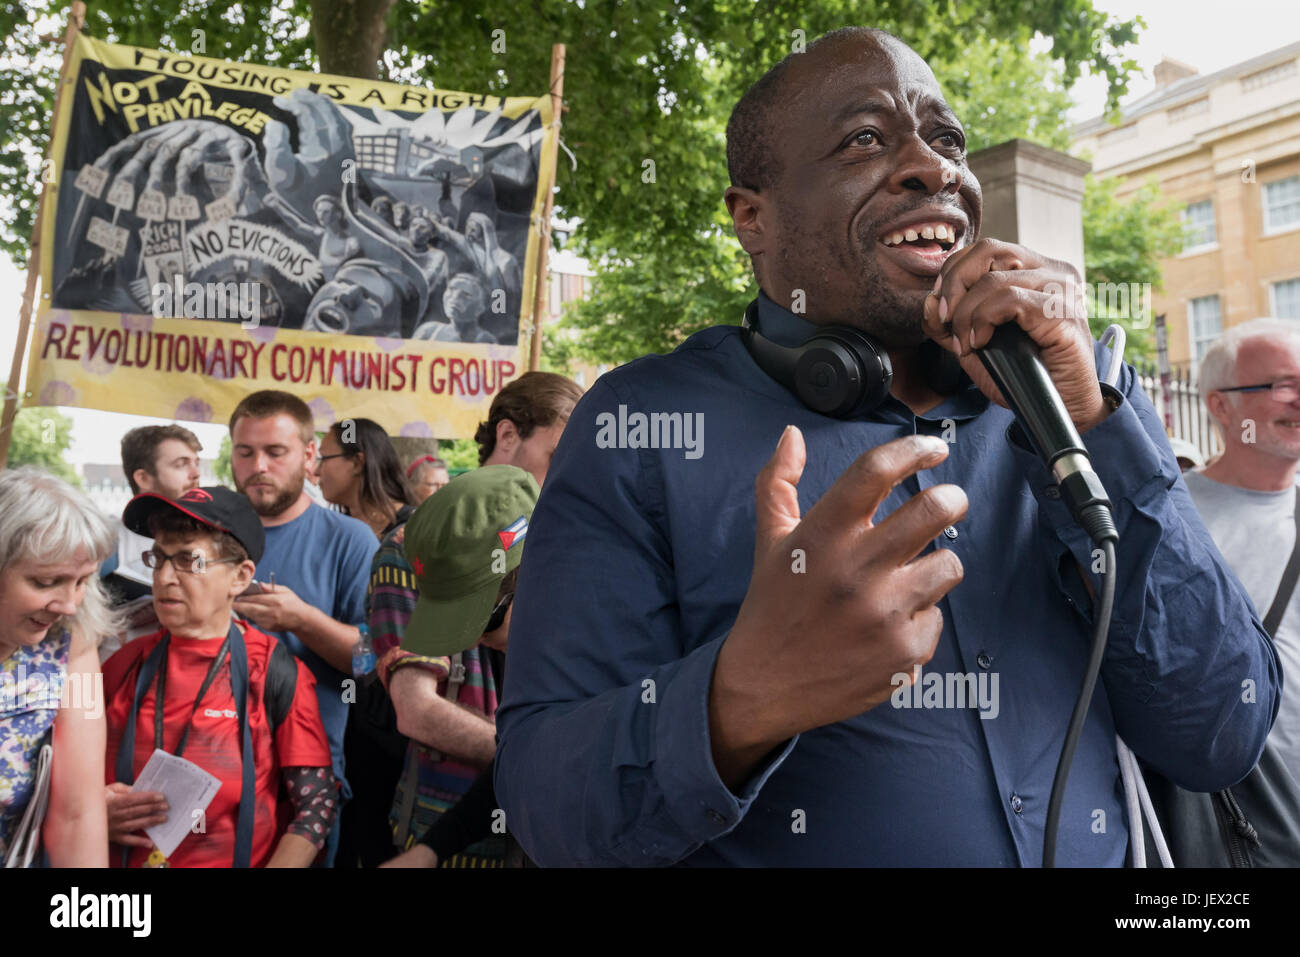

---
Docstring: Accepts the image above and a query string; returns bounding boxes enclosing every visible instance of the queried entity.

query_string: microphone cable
[974,323,1125,867]
[1042,324,1126,868]
[1043,536,1117,867]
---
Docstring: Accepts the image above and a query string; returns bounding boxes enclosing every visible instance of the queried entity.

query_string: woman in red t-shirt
[102,487,336,867]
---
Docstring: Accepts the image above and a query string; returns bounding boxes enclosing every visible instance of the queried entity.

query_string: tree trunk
[310,0,395,80]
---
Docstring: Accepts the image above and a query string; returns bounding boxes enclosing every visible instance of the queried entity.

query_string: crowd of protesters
[0,371,580,867]
[2,313,1298,866]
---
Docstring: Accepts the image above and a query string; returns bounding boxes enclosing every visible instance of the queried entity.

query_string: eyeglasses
[143,548,241,575]
[1217,378,1300,403]
[485,592,514,633]
[315,452,348,465]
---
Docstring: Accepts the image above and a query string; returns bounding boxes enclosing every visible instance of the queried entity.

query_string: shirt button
[1011,794,1023,814]
[1044,485,1061,500]
[707,809,727,825]
[942,525,958,540]
[976,652,992,670]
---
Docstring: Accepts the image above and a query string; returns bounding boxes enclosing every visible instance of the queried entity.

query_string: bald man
[495,27,1279,866]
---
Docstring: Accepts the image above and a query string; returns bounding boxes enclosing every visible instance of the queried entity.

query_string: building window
[1272,278,1300,320]
[353,134,402,174]
[1263,176,1300,233]
[408,141,435,160]
[1182,200,1216,250]
[1189,295,1222,365]
[1167,98,1209,123]
[1241,59,1297,93]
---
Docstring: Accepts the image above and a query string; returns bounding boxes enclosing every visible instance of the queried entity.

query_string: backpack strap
[445,651,465,705]
[395,744,421,851]
[262,638,299,735]
[1262,486,1300,638]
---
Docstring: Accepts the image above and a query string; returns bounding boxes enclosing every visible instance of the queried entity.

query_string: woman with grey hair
[406,455,450,504]
[0,466,120,866]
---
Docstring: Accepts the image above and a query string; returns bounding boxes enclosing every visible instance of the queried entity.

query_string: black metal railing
[1132,359,1222,462]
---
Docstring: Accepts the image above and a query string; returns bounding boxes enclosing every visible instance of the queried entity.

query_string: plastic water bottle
[352,624,376,677]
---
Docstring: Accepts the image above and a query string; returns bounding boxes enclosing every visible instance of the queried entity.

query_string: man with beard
[227,390,377,865]
[492,28,1279,866]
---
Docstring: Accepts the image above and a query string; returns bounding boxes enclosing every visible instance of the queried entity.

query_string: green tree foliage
[6,407,79,485]
[438,437,480,471]
[213,433,234,486]
[1082,174,1186,361]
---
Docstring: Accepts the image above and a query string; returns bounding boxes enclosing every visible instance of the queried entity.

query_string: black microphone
[975,324,1118,546]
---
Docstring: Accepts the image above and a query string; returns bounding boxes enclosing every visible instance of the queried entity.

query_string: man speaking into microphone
[493,27,1280,866]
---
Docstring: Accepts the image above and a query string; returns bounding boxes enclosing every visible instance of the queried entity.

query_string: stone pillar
[967,139,1092,280]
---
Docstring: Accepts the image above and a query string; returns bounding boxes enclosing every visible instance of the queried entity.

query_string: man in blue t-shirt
[228,390,377,865]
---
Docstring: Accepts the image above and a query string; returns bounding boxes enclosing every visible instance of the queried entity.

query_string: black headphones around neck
[739,299,967,419]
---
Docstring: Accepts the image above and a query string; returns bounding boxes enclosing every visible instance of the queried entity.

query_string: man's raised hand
[708,428,967,790]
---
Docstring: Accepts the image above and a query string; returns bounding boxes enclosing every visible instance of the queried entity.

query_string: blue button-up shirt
[495,294,1280,866]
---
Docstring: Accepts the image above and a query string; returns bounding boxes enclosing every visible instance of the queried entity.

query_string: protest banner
[8,26,559,449]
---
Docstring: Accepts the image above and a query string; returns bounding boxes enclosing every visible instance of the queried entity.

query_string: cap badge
[498,516,528,551]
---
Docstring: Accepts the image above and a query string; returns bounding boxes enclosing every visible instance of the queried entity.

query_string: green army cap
[402,464,539,657]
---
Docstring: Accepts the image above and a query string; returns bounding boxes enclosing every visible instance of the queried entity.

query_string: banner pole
[527,42,565,373]
[0,0,85,469]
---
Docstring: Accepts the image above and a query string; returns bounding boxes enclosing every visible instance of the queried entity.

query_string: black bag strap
[394,745,421,850]
[228,625,256,868]
[262,638,299,734]
[1262,487,1300,638]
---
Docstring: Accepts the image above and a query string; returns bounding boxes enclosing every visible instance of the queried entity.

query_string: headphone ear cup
[741,317,893,419]
[794,330,892,417]
[791,339,864,417]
